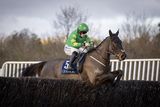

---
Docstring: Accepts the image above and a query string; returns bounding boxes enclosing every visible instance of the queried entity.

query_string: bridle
[107,37,125,59]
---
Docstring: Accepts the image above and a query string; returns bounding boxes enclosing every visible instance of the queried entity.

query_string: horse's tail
[21,61,46,77]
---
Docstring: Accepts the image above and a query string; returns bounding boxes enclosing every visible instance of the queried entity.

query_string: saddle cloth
[61,60,79,74]
[61,53,86,74]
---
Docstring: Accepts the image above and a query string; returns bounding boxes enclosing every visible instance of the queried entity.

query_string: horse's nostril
[120,53,126,60]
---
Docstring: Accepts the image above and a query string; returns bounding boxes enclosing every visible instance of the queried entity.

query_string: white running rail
[0,59,160,81]
[111,59,160,81]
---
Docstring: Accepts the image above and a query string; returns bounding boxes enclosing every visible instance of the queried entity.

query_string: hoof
[112,73,122,87]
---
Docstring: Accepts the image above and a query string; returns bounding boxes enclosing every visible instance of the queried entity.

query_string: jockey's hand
[90,41,94,47]
[84,42,90,47]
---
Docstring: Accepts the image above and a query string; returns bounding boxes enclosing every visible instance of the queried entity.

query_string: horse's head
[108,30,126,61]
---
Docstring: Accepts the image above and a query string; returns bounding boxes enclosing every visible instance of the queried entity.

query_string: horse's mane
[87,36,109,53]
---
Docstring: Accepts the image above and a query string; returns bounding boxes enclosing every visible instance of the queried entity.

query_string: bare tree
[53,5,87,38]
[122,12,153,41]
[121,12,160,58]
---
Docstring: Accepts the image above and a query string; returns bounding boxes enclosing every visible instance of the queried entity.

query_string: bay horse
[22,30,126,86]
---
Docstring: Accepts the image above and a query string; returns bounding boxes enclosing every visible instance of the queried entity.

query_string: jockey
[64,23,94,70]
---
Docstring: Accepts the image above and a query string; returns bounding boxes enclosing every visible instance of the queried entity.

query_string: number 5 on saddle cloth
[61,52,86,74]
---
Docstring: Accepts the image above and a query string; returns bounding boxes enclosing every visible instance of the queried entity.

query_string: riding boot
[67,51,78,70]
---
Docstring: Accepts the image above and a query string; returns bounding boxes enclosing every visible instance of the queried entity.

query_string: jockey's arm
[70,34,83,48]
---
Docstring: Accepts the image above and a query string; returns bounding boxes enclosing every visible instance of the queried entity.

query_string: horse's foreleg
[111,70,123,86]
[95,73,115,86]
[94,70,123,86]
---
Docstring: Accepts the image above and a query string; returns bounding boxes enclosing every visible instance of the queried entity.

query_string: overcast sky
[0,0,160,38]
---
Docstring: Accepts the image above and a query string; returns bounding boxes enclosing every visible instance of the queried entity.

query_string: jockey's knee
[73,51,78,55]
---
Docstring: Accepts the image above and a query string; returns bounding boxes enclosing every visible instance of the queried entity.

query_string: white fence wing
[110,59,160,81]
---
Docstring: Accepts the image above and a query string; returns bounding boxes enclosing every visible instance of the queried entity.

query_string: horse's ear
[116,29,119,36]
[109,30,112,36]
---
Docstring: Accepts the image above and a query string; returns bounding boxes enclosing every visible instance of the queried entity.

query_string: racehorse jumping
[22,30,126,86]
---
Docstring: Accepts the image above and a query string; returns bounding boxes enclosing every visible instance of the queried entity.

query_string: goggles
[80,31,87,34]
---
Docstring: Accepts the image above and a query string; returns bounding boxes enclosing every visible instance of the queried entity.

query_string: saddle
[61,53,86,74]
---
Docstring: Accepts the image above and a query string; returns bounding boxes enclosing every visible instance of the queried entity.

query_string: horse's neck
[96,37,110,59]
[88,37,111,65]
[98,37,109,48]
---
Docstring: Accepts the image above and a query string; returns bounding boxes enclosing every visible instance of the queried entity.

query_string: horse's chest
[93,68,104,75]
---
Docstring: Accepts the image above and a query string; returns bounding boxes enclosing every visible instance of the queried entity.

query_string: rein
[89,49,111,68]
[89,55,106,67]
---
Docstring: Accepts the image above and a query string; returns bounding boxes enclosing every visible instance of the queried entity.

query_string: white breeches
[64,45,88,56]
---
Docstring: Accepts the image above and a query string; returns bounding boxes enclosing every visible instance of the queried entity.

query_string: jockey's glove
[90,41,94,47]
[84,42,90,47]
